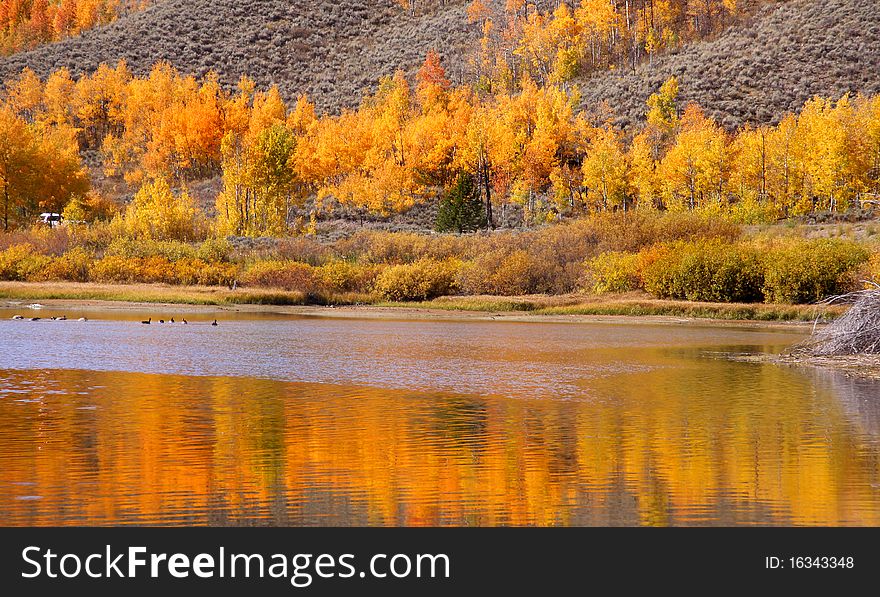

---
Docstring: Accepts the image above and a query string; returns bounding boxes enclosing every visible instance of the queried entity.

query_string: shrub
[105,237,197,261]
[196,238,233,263]
[373,259,460,301]
[90,255,140,284]
[763,239,870,304]
[318,260,381,293]
[587,252,642,293]
[458,249,548,296]
[643,240,765,303]
[866,254,880,286]
[0,244,51,281]
[242,261,326,293]
[38,247,93,282]
[195,262,239,286]
[591,211,741,253]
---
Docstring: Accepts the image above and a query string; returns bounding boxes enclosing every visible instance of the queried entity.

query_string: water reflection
[1,357,879,526]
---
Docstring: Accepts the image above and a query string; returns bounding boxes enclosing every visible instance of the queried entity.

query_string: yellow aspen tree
[582,125,629,212]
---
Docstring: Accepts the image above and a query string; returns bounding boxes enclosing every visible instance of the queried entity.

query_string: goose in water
[211,320,218,327]
[142,318,151,325]
[182,319,188,325]
[159,319,165,324]
[30,317,41,322]
[170,317,175,323]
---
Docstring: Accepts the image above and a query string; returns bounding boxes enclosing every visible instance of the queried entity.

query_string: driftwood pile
[801,286,880,356]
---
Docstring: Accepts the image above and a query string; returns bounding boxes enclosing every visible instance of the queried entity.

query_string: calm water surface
[1,309,879,526]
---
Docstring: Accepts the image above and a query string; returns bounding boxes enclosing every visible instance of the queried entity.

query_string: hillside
[0,0,476,114]
[580,0,880,129]
[3,1,878,127]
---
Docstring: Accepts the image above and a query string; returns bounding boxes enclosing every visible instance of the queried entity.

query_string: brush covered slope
[0,0,476,114]
[2,0,879,126]
[580,0,880,129]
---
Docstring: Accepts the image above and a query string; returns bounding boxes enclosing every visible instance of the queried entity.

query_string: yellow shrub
[586,252,642,294]
[38,247,93,282]
[642,240,766,303]
[243,261,326,293]
[318,260,381,293]
[867,254,880,286]
[0,244,51,281]
[90,255,140,283]
[458,249,547,296]
[763,239,869,304]
[373,259,460,301]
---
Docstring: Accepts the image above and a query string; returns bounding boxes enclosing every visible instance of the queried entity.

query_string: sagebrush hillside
[0,0,477,114]
[2,0,878,126]
[581,0,880,129]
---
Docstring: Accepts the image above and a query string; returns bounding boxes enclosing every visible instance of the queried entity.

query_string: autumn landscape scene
[2,0,880,527]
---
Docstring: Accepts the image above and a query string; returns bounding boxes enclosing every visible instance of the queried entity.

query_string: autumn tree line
[1,53,880,236]
[0,0,148,54]
[466,0,763,90]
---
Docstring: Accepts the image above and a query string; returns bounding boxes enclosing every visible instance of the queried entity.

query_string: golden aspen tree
[4,68,44,123]
[628,131,661,209]
[797,96,851,211]
[42,67,77,128]
[74,59,130,148]
[125,177,204,241]
[658,104,729,210]
[582,125,629,212]
[0,106,87,230]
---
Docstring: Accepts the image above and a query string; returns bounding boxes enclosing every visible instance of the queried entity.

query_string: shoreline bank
[0,281,841,329]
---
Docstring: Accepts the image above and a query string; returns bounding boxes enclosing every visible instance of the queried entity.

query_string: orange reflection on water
[1,362,879,527]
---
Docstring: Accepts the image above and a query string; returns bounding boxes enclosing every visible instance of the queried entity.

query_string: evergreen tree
[435,172,487,233]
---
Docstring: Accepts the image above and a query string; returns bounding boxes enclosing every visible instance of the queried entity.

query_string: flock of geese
[11,314,86,322]
[140,317,218,326]
[11,314,218,325]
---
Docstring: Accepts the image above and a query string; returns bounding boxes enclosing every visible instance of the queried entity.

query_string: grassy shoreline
[0,281,844,324]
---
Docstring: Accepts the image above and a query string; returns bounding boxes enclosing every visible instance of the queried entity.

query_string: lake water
[1,308,879,526]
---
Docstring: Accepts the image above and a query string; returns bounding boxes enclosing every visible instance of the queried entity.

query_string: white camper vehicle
[39,213,63,228]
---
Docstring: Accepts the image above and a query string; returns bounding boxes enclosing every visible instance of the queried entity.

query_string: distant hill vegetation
[0,0,479,114]
[1,0,878,127]
[580,0,880,129]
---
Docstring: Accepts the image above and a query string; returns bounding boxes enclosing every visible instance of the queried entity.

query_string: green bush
[643,240,765,303]
[373,259,460,301]
[763,239,870,304]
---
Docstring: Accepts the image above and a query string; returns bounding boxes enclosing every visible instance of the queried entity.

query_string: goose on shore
[170,317,175,323]
[182,319,188,325]
[12,315,23,320]
[78,317,88,322]
[142,318,151,325]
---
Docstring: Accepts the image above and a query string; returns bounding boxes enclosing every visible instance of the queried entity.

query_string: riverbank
[0,281,845,325]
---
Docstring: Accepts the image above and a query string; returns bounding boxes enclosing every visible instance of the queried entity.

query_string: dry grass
[0,282,849,322]
[0,281,370,306]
